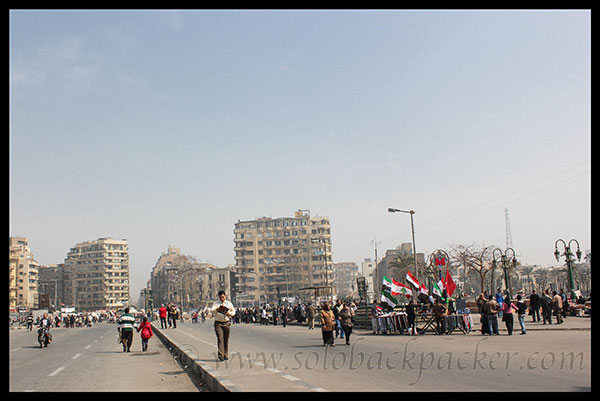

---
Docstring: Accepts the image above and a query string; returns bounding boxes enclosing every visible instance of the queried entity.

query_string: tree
[387,252,413,282]
[448,243,496,296]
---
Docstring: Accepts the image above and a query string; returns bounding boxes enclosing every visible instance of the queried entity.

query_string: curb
[151,323,239,392]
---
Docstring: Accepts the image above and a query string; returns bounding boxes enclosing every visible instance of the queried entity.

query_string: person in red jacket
[136,316,153,352]
[158,304,168,329]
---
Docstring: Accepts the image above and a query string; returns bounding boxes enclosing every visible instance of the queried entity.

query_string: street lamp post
[492,247,516,301]
[554,239,582,302]
[388,208,418,282]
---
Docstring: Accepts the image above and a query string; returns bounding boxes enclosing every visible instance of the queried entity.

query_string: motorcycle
[37,327,52,348]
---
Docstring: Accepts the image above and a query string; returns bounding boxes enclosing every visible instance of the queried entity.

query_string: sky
[9,10,591,300]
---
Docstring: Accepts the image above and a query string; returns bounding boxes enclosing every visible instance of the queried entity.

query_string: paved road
[155,319,591,392]
[9,323,208,392]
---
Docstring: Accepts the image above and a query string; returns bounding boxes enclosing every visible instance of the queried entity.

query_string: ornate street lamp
[492,247,516,301]
[554,239,582,301]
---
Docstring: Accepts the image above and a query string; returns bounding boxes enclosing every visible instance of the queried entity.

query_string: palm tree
[387,252,413,281]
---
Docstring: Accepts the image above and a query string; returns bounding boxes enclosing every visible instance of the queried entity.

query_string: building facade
[149,245,231,311]
[9,237,39,310]
[333,261,360,299]
[233,210,333,306]
[63,237,129,311]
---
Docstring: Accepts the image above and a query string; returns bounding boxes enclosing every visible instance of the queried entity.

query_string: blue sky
[10,10,590,298]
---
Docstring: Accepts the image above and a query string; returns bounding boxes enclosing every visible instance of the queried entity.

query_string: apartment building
[332,261,360,299]
[233,209,333,306]
[63,237,129,311]
[9,237,39,310]
[149,245,232,310]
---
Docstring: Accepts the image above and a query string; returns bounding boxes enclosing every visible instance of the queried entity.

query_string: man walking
[208,290,236,361]
[118,307,136,352]
[306,302,316,330]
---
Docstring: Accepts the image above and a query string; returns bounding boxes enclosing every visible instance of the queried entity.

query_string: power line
[417,167,590,232]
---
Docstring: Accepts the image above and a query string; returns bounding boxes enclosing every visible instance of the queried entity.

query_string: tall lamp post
[388,208,418,281]
[554,239,582,302]
[492,247,516,301]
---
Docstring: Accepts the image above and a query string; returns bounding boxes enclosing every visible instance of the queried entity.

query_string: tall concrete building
[234,210,333,306]
[63,237,129,311]
[9,237,39,310]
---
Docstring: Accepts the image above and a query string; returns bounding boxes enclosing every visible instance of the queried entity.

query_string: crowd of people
[475,287,589,336]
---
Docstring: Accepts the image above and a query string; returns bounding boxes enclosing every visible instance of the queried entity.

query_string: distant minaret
[505,208,513,249]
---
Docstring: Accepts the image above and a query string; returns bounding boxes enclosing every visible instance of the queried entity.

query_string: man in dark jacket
[529,290,541,322]
[540,290,552,325]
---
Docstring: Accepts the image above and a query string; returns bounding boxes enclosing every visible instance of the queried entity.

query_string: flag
[382,276,393,293]
[384,276,412,297]
[381,290,398,308]
[395,282,413,298]
[419,283,428,295]
[406,270,420,289]
[433,280,445,299]
[444,269,457,297]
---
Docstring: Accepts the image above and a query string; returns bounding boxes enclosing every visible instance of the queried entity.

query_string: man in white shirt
[208,290,236,361]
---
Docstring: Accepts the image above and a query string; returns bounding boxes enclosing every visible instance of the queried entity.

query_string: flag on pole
[382,276,393,293]
[419,283,428,295]
[381,289,398,308]
[406,270,420,289]
[444,269,457,297]
[433,280,445,299]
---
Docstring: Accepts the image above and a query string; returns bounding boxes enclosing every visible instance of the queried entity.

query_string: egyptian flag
[406,270,420,289]
[444,269,457,297]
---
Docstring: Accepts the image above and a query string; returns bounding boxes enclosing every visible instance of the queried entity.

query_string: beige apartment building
[9,237,39,310]
[234,210,333,306]
[63,237,129,311]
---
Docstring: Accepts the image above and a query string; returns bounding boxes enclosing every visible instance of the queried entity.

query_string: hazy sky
[10,10,591,299]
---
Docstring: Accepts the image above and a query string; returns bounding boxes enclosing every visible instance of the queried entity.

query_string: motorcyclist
[38,313,52,347]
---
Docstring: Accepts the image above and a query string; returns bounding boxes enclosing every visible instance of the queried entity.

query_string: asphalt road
[9,323,208,392]
[156,320,591,392]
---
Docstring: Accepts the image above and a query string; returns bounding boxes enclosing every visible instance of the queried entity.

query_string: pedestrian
[476,292,488,314]
[333,299,344,340]
[320,302,336,347]
[516,295,527,335]
[169,304,179,329]
[370,300,381,334]
[26,313,34,332]
[406,298,416,335]
[433,298,447,335]
[208,290,236,361]
[306,302,316,330]
[339,302,355,345]
[559,288,568,319]
[529,290,541,322]
[136,316,153,351]
[501,297,517,335]
[541,290,552,325]
[495,288,504,319]
[484,295,500,335]
[552,291,563,324]
[159,304,168,329]
[118,307,136,352]
[280,305,287,328]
